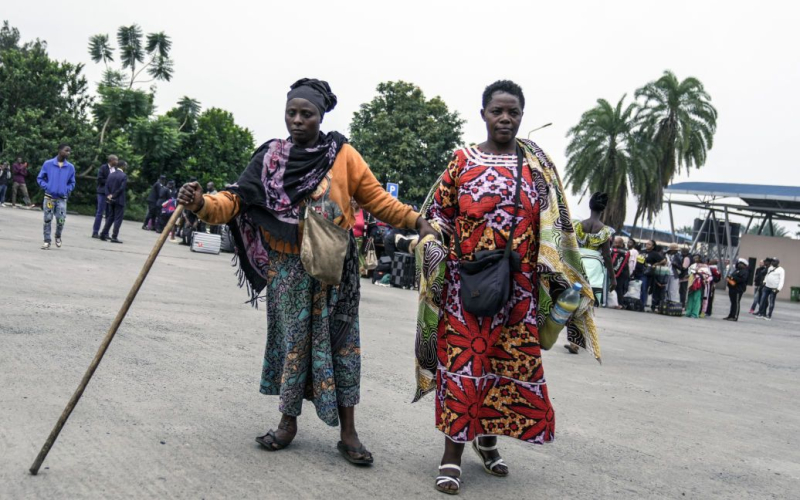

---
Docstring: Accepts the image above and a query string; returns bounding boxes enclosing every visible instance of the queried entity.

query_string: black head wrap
[287,78,338,116]
[589,192,609,212]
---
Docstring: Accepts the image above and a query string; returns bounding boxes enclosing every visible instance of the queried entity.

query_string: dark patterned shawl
[224,131,346,303]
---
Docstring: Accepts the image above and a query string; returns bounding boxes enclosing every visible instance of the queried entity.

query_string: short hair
[57,143,70,151]
[107,154,118,161]
[117,160,128,168]
[482,80,525,110]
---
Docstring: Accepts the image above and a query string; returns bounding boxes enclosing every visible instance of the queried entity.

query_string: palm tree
[565,96,651,230]
[174,96,201,131]
[748,223,789,238]
[635,70,717,198]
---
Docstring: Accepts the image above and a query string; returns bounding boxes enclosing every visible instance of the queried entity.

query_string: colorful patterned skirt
[260,249,361,427]
[436,259,555,445]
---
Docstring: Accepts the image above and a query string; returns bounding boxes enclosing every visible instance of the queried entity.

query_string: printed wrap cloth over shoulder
[515,140,599,361]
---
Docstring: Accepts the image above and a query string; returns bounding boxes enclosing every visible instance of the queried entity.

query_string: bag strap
[455,142,525,259]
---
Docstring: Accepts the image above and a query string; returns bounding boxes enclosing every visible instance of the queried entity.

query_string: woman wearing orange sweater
[178,79,436,465]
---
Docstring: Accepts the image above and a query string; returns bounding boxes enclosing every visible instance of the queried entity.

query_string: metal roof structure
[665,182,800,222]
[662,181,800,280]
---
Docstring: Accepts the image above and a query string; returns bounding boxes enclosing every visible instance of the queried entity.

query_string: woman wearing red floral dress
[426,80,598,494]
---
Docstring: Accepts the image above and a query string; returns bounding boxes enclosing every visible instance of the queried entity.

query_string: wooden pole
[30,205,185,475]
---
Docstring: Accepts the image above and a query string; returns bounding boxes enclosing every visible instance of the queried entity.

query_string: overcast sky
[6,0,799,234]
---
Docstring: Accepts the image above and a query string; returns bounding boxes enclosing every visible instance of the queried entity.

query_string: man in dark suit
[143,175,166,230]
[92,155,118,238]
[100,160,128,244]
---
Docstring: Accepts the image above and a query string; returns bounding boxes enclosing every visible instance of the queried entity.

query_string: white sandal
[435,464,462,495]
[472,440,509,477]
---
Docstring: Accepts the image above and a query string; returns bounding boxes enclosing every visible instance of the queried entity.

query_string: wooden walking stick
[30,204,185,475]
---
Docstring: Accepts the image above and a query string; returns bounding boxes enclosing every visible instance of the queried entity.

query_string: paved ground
[1,207,798,499]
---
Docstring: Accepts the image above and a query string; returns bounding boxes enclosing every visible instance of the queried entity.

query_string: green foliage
[102,24,174,87]
[349,81,464,206]
[88,34,114,65]
[634,70,718,190]
[168,96,202,132]
[0,25,95,203]
[129,115,183,189]
[564,96,651,230]
[93,85,154,131]
[0,21,20,51]
[181,108,255,187]
[565,71,718,228]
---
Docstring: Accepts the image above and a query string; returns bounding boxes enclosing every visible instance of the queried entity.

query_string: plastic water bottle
[540,283,583,349]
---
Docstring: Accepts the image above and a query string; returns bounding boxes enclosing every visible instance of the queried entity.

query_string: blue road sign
[387,182,399,198]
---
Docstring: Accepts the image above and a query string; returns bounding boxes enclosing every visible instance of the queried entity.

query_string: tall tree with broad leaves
[86,24,175,174]
[564,96,654,231]
[89,24,173,89]
[634,70,717,201]
[349,81,464,206]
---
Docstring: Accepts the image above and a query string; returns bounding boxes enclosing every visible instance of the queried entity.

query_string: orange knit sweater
[195,144,419,253]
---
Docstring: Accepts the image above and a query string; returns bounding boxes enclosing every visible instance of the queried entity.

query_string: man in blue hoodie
[37,144,76,249]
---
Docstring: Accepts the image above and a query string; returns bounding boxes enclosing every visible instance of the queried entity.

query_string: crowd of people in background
[2,146,222,251]
[0,157,38,208]
[563,191,789,325]
[603,236,786,322]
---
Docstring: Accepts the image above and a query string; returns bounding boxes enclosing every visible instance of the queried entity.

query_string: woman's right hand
[178,182,204,212]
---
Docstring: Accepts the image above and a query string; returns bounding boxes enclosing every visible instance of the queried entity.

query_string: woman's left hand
[415,216,439,241]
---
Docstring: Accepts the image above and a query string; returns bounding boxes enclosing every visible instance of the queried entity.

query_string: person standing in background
[640,240,666,311]
[678,247,691,307]
[37,145,76,249]
[610,236,630,309]
[706,259,722,317]
[155,180,176,233]
[143,175,166,230]
[92,155,118,238]
[12,157,35,208]
[627,238,640,279]
[685,255,710,318]
[666,243,683,304]
[749,258,771,314]
[100,160,128,243]
[757,258,785,321]
[0,161,11,206]
[724,258,749,321]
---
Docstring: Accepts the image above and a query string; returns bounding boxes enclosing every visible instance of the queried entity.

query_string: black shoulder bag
[455,144,524,317]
